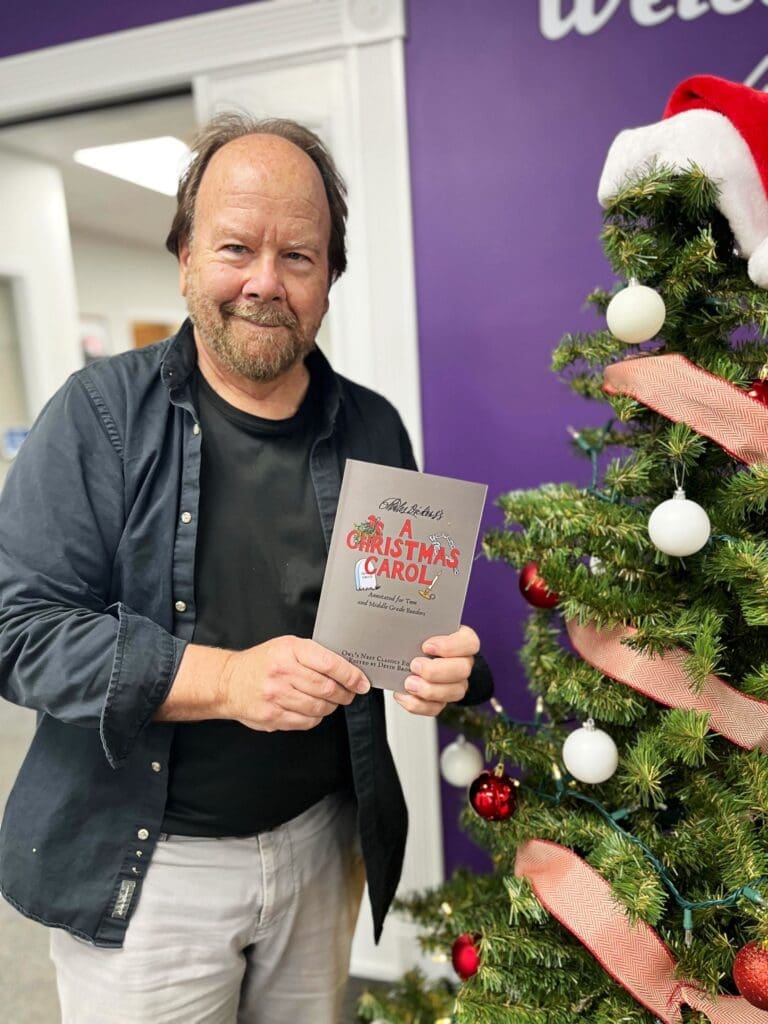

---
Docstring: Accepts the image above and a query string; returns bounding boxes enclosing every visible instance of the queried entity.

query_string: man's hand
[392,624,479,717]
[157,637,370,731]
[223,637,370,731]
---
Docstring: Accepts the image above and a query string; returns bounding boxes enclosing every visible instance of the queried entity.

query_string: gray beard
[187,289,314,383]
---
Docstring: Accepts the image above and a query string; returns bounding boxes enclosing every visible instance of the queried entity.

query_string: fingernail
[357,678,370,694]
[404,676,419,693]
[410,659,424,675]
[423,642,437,655]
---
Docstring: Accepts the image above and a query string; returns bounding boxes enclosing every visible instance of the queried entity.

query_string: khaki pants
[50,792,365,1024]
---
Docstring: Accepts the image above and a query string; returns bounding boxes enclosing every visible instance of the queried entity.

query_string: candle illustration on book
[418,570,442,601]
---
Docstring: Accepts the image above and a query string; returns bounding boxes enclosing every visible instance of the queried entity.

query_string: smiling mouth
[228,313,289,329]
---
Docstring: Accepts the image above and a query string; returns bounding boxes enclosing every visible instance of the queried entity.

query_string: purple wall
[1,0,766,873]
[404,1,768,872]
[0,2,254,57]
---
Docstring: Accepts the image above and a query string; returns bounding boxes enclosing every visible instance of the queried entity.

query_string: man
[0,114,491,1023]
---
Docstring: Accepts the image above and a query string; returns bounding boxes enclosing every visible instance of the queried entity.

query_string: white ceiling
[0,94,197,250]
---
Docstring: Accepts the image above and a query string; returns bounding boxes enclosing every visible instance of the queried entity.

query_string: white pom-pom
[647,487,711,557]
[606,282,666,344]
[562,720,619,784]
[440,736,484,788]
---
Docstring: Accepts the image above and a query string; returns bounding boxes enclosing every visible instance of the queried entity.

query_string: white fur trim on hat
[748,236,768,290]
[598,108,768,288]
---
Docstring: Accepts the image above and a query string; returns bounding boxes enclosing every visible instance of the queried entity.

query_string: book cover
[313,459,488,691]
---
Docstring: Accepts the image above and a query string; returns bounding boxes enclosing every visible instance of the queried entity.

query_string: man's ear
[178,240,191,297]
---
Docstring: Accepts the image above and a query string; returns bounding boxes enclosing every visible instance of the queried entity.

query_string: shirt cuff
[100,602,187,768]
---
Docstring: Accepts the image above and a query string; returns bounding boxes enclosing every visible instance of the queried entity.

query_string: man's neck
[194,334,310,420]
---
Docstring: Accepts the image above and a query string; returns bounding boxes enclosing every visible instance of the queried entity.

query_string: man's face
[179,134,332,383]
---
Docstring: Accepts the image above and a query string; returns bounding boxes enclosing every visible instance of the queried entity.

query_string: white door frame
[0,0,442,980]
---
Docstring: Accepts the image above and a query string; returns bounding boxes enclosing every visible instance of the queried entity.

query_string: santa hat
[597,75,768,289]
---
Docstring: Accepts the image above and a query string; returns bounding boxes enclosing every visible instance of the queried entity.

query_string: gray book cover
[313,459,487,691]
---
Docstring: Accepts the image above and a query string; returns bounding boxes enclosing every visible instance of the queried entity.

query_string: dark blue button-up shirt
[0,322,450,945]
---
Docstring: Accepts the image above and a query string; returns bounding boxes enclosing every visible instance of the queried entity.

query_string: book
[313,459,488,691]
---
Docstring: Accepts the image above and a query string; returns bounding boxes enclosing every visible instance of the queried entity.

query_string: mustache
[221,303,299,329]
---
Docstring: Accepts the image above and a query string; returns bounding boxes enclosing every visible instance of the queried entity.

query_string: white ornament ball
[440,736,484,788]
[588,555,605,576]
[606,282,666,344]
[647,488,711,557]
[562,721,619,784]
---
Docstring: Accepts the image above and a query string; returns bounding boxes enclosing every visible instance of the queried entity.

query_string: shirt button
[192,423,200,435]
[151,761,162,773]
[137,828,149,841]
[180,512,192,524]
[174,600,187,613]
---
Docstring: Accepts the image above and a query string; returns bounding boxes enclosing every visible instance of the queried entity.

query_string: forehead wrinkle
[195,137,331,247]
[201,135,328,210]
[211,209,326,246]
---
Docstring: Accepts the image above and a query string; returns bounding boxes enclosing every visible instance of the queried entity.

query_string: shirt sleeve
[0,374,186,769]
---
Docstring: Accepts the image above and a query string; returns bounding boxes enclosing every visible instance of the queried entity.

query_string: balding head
[167,113,348,283]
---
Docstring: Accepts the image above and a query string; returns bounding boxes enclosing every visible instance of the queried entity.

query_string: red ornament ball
[747,380,768,408]
[519,561,559,609]
[469,770,517,821]
[734,942,768,1010]
[451,932,481,980]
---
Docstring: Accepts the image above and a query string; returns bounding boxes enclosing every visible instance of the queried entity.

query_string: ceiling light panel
[73,136,191,196]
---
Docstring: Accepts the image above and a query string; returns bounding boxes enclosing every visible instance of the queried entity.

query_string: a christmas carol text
[347,516,460,589]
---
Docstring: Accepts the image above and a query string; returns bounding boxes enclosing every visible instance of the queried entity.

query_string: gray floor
[0,699,369,1023]
[0,701,60,1023]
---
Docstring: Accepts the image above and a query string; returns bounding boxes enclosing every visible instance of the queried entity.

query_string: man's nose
[242,256,285,302]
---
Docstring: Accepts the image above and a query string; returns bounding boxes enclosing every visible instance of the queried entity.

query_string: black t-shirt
[161,365,352,836]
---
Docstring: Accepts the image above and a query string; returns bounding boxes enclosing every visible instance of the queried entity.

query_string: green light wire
[492,706,767,941]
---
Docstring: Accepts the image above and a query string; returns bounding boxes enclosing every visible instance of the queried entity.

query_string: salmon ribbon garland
[529,317,768,1021]
[603,352,768,466]
[515,839,768,1024]
[566,619,768,753]
[570,352,768,749]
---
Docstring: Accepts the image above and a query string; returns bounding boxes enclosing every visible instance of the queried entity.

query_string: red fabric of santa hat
[598,74,768,289]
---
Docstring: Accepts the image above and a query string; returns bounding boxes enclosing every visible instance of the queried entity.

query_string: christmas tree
[359,78,768,1024]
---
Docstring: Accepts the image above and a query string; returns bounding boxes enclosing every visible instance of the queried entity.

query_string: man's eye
[224,244,248,254]
[285,252,309,262]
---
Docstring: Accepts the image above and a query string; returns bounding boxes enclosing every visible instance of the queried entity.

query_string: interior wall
[0,149,80,417]
[0,0,255,58]
[404,2,768,873]
[0,280,28,487]
[71,230,187,355]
